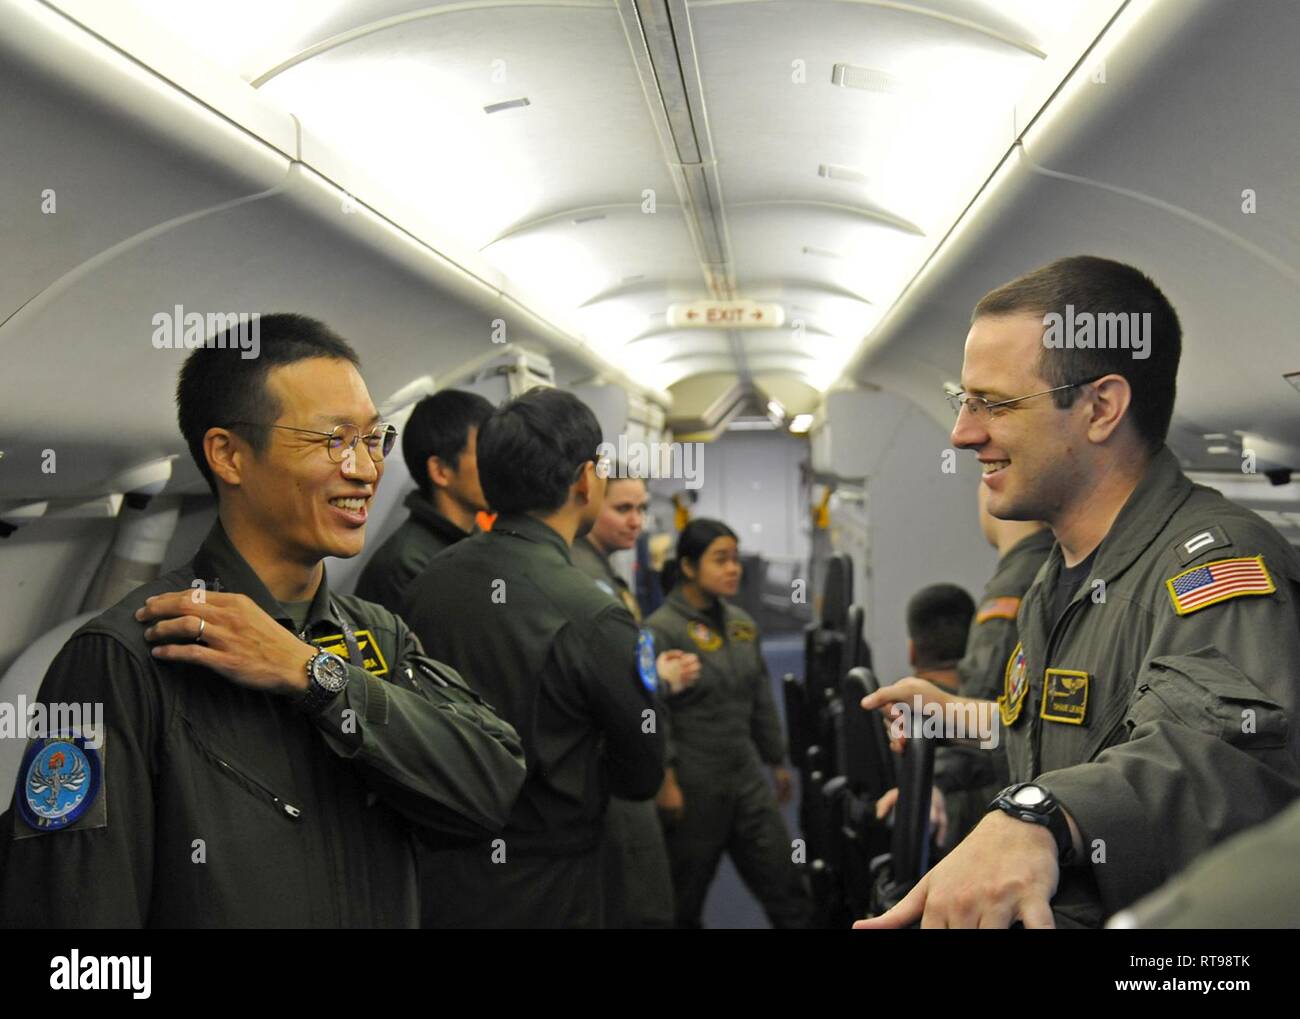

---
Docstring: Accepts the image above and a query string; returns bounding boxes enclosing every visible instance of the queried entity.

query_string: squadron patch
[998,643,1028,726]
[1166,556,1275,616]
[16,734,105,838]
[687,621,723,652]
[726,619,757,642]
[636,630,658,695]
[312,629,389,676]
[975,596,1020,624]
[1040,669,1089,725]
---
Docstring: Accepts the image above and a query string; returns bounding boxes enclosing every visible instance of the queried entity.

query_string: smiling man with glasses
[858,256,1300,930]
[0,313,525,928]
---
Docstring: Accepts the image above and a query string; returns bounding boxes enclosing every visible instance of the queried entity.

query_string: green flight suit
[935,529,1054,845]
[646,589,813,928]
[1115,796,1300,928]
[402,514,665,928]
[571,536,675,929]
[1002,447,1300,926]
[354,490,469,615]
[0,521,526,928]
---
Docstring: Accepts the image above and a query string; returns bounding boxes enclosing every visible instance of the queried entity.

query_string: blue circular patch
[18,737,101,832]
[636,629,657,695]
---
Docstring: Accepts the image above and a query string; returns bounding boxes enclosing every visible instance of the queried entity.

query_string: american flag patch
[1166,556,1275,616]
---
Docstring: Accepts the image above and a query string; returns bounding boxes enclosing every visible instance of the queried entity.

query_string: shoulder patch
[16,734,106,839]
[636,629,658,694]
[975,596,1020,624]
[1172,525,1231,566]
[1166,556,1276,616]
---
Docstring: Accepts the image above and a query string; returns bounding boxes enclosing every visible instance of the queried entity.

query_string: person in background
[646,518,813,929]
[402,388,664,928]
[354,389,492,614]
[874,583,975,849]
[572,465,701,928]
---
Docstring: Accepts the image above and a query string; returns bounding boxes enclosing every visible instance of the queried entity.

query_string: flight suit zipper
[185,720,303,822]
[1031,596,1089,775]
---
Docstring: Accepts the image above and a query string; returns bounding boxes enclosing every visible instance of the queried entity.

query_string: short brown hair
[973,256,1181,451]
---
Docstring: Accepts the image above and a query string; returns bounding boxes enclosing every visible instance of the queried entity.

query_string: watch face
[312,652,349,692]
[1011,784,1047,807]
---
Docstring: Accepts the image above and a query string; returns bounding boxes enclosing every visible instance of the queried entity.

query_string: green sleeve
[1039,556,1300,912]
[0,634,159,927]
[312,619,527,840]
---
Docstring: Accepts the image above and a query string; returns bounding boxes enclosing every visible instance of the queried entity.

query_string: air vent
[802,245,843,259]
[818,163,869,185]
[831,63,901,94]
[483,97,530,114]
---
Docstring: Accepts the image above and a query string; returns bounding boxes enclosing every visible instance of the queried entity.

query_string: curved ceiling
[49,0,1119,398]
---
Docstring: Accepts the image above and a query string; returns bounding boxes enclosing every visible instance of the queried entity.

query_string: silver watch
[299,649,350,714]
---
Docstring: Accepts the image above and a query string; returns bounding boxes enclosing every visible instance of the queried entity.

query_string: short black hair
[973,256,1181,452]
[906,583,975,669]
[402,389,495,499]
[176,313,360,496]
[476,387,603,514]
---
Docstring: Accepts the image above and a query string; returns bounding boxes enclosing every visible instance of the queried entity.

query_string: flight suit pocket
[183,720,304,822]
[1127,648,1288,749]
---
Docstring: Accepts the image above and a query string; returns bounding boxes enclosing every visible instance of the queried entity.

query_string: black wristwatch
[299,649,350,715]
[988,782,1076,865]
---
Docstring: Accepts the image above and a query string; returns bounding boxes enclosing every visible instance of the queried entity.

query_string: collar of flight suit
[403,489,472,546]
[191,518,341,633]
[1068,445,1192,590]
[1025,445,1195,647]
[665,586,726,628]
[488,512,574,565]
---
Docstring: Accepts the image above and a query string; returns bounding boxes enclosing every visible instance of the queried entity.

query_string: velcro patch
[998,643,1028,726]
[687,621,722,652]
[976,596,1020,624]
[1166,556,1275,616]
[1040,669,1089,725]
[15,733,106,839]
[313,629,389,676]
[1172,525,1231,566]
[727,619,757,642]
[636,630,658,694]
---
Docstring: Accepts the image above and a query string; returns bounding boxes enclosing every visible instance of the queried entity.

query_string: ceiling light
[483,97,530,114]
[831,63,902,94]
[818,163,869,184]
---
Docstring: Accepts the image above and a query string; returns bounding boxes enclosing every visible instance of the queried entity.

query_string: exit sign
[668,300,785,329]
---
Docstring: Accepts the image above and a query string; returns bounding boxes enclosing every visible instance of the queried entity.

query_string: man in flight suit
[402,388,664,927]
[933,489,1054,845]
[354,388,493,614]
[859,257,1300,928]
[0,314,526,928]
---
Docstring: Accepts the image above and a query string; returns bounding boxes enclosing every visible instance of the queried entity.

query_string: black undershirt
[1051,550,1097,625]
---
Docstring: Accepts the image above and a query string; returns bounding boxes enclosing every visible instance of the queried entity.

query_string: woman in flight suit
[645,519,812,928]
